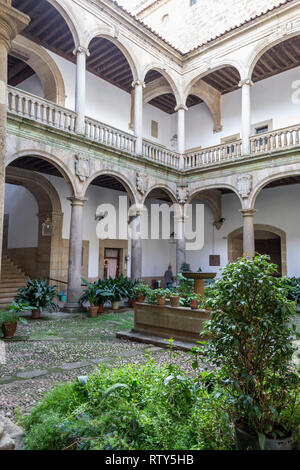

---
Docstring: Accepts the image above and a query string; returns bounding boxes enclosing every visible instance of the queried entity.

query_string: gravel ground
[0,309,195,421]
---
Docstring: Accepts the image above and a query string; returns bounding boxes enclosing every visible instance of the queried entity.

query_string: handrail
[184,140,242,169]
[250,124,300,154]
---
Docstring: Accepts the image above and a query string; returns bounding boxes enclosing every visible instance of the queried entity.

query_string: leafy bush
[22,361,234,450]
[0,301,32,324]
[203,255,300,439]
[16,279,58,312]
[281,277,300,304]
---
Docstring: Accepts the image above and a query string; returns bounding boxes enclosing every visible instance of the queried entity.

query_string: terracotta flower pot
[98,304,104,314]
[112,301,120,310]
[170,296,180,308]
[130,300,136,308]
[32,308,41,319]
[136,295,145,303]
[157,295,166,305]
[1,321,17,339]
[190,299,199,310]
[89,306,98,318]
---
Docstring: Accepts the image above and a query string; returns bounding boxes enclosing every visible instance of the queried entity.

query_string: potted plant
[87,293,99,318]
[108,277,129,311]
[190,293,202,309]
[0,301,31,339]
[133,283,150,303]
[154,288,169,306]
[204,255,300,450]
[16,279,59,319]
[169,290,180,307]
[81,279,114,314]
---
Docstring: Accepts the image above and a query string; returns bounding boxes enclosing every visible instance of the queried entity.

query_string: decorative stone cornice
[238,79,254,88]
[74,153,90,182]
[73,46,90,57]
[240,208,257,217]
[0,2,29,51]
[67,196,87,207]
[132,80,146,88]
[174,104,188,112]
[176,185,189,204]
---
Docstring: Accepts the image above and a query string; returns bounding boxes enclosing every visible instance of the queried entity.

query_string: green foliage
[16,279,59,312]
[281,277,300,304]
[79,278,113,306]
[203,255,300,438]
[176,273,194,297]
[153,288,171,299]
[133,283,151,298]
[0,301,32,324]
[180,263,192,273]
[22,361,234,450]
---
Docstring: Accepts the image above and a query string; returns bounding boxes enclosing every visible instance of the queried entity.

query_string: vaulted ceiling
[10,1,300,114]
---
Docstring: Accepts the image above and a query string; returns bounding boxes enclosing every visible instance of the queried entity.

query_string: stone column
[0,3,29,277]
[130,212,142,281]
[132,80,145,155]
[175,104,187,169]
[65,197,87,312]
[74,46,89,135]
[239,79,253,155]
[176,216,186,274]
[241,209,256,258]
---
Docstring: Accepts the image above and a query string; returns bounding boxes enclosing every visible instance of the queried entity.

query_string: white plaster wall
[4,183,38,248]
[186,183,300,278]
[186,67,300,150]
[17,74,44,98]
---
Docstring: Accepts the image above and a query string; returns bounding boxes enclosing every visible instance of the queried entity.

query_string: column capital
[240,208,256,217]
[238,78,253,88]
[73,46,90,57]
[67,196,87,207]
[132,80,145,88]
[0,2,30,50]
[175,104,188,112]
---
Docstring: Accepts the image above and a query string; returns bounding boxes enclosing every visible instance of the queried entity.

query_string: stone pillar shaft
[176,218,186,274]
[133,81,144,155]
[0,3,29,278]
[239,79,253,155]
[74,47,88,134]
[65,197,86,311]
[131,214,142,281]
[175,105,187,169]
[241,209,256,257]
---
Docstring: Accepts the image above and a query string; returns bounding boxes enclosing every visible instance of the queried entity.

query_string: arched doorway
[83,172,136,280]
[228,225,287,276]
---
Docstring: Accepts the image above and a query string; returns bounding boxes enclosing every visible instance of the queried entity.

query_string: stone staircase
[0,255,27,308]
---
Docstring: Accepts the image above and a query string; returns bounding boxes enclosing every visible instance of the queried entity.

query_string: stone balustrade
[7,87,300,171]
[184,140,242,169]
[142,139,180,168]
[250,125,300,154]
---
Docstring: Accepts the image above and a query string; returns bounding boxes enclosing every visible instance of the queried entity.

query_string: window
[161,13,169,24]
[151,120,158,139]
[190,0,197,6]
[255,125,268,135]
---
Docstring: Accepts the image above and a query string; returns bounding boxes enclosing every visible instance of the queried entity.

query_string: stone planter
[1,322,17,339]
[234,424,295,450]
[31,308,41,319]
[89,306,98,317]
[133,303,210,343]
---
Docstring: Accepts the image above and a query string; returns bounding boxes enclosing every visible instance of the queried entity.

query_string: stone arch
[47,0,81,48]
[228,224,287,276]
[188,183,243,207]
[248,31,300,79]
[82,169,137,204]
[143,184,177,205]
[142,64,181,105]
[11,36,66,105]
[86,30,138,82]
[250,166,300,209]
[185,61,242,95]
[4,165,65,281]
[5,149,76,197]
[143,76,173,104]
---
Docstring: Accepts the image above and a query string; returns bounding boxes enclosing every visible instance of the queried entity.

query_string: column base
[62,303,83,313]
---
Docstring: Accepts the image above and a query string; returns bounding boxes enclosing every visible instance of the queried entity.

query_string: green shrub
[22,361,234,450]
[16,279,58,312]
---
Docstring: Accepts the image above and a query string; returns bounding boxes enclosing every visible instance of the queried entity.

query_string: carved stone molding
[136,172,148,195]
[237,174,253,199]
[176,185,189,204]
[74,153,90,182]
[238,79,254,88]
